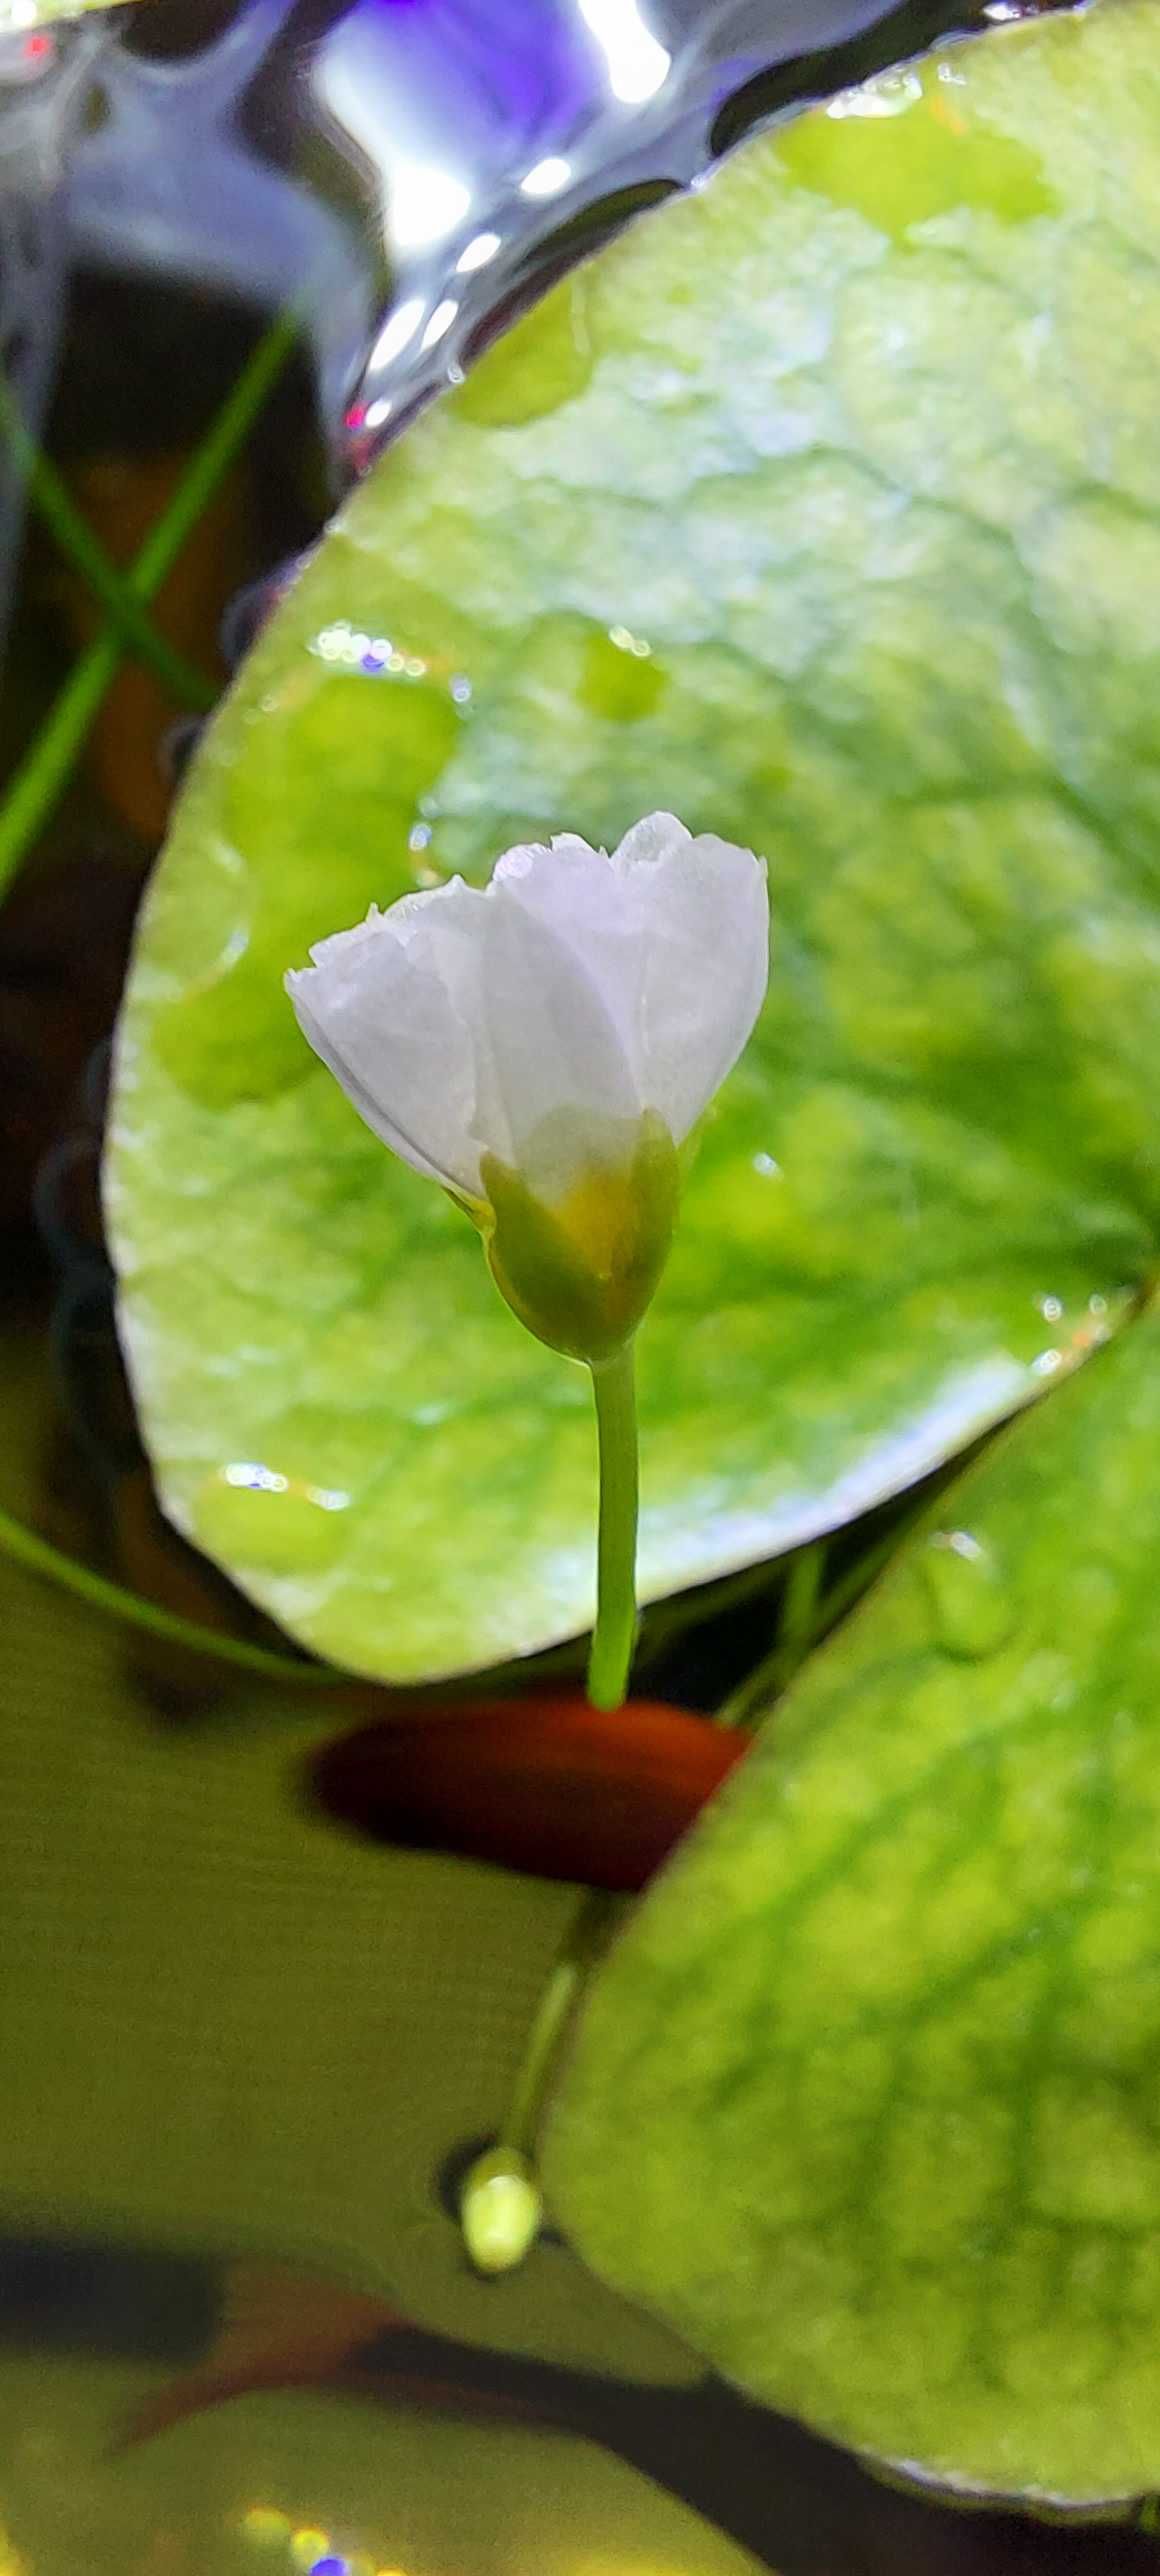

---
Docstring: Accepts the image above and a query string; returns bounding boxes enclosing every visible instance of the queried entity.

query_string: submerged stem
[0,307,298,899]
[460,1341,641,2271]
[714,1539,826,1732]
[586,1340,639,1711]
[0,367,215,712]
[0,1499,331,1685]
[503,1888,615,2155]
[459,1887,615,2274]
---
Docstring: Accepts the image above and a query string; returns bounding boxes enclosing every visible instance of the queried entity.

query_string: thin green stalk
[461,1337,640,2266]
[0,306,298,897]
[714,1512,923,1734]
[779,1536,825,1655]
[0,1498,333,1685]
[807,1515,922,1648]
[586,1340,639,1710]
[502,1888,615,2154]
[630,1552,782,1669]
[458,1885,615,2272]
[0,368,216,712]
[714,1538,826,1732]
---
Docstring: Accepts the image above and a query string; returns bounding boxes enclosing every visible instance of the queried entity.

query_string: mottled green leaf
[109,0,1160,1681]
[545,1301,1160,2504]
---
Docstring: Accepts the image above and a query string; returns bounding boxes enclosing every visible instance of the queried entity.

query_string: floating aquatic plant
[287,811,769,1712]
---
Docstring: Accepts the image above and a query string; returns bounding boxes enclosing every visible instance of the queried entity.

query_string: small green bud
[459,2144,544,2275]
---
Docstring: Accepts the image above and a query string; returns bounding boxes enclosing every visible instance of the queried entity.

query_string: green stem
[714,1539,826,1732]
[714,1511,924,1734]
[461,1332,639,2268]
[458,1885,615,2271]
[0,369,216,713]
[0,1498,333,1685]
[811,1515,922,1644]
[630,1553,781,1670]
[779,1537,825,1654]
[0,306,298,898]
[586,1340,639,1711]
[501,1888,615,2154]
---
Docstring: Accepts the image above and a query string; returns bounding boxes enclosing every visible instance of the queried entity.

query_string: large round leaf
[544,1299,1160,2501]
[108,0,1160,1682]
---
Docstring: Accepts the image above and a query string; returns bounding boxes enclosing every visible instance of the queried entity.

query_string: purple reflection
[351,0,598,134]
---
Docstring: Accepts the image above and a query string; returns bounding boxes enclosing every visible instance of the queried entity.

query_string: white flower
[287,812,769,1361]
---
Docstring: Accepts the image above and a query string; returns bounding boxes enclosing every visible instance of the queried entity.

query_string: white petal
[288,814,768,1209]
[491,832,643,1079]
[286,880,491,1195]
[613,815,770,1142]
[610,810,693,873]
[480,877,646,1199]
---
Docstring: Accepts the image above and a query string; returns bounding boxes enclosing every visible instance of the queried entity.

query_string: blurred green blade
[109,0,1160,1682]
[545,1301,1160,2503]
[0,0,137,19]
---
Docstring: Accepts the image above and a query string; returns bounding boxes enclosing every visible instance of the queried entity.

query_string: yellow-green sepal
[479,1112,680,1364]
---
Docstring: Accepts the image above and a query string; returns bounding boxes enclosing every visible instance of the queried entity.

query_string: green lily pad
[108,0,1160,1683]
[544,1300,1160,2503]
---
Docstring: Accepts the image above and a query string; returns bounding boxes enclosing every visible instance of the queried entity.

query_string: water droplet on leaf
[195,1463,351,1573]
[922,1528,1017,1661]
[580,624,666,722]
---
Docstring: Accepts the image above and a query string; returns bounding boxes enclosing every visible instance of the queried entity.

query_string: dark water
[1,5,1149,2574]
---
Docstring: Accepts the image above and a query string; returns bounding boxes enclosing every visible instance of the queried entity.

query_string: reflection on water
[5,2231,1160,2575]
[1,0,1060,635]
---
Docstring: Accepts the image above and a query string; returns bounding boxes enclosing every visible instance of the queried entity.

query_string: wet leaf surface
[110,0,1160,1680]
